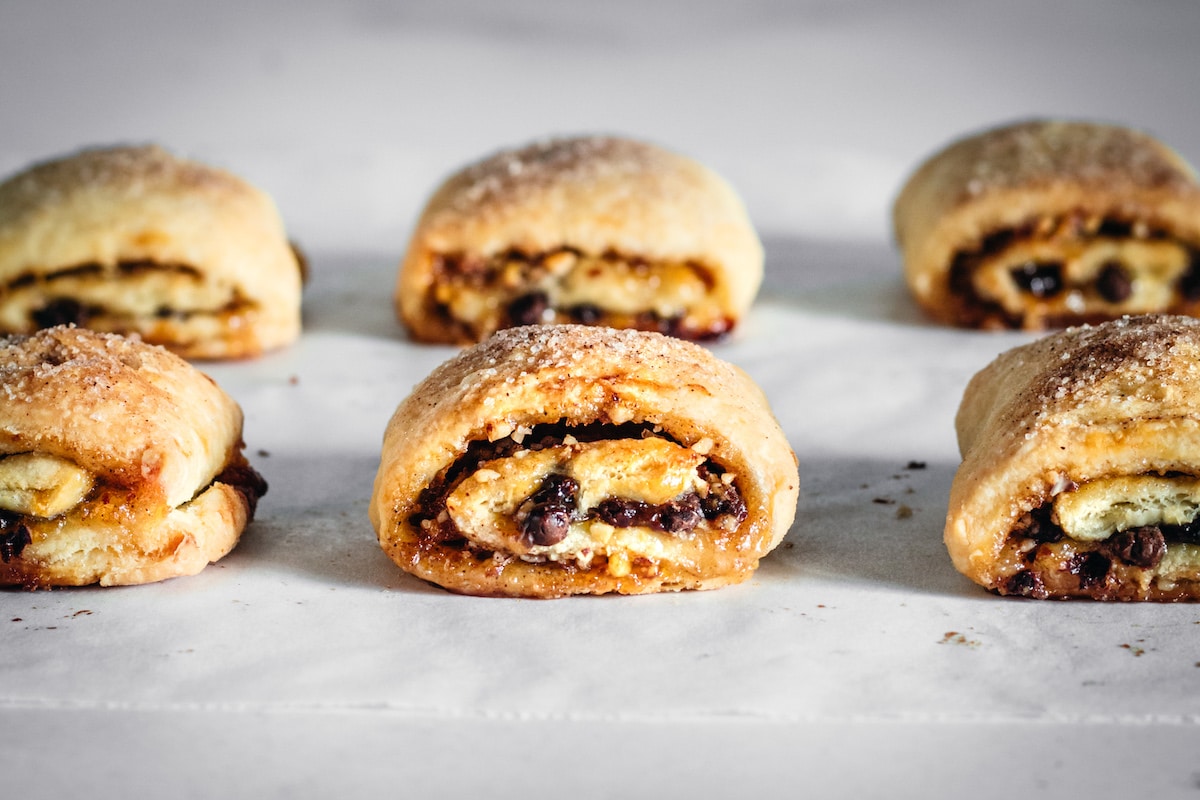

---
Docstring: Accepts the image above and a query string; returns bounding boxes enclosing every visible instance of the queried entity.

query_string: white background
[3,2,1200,798]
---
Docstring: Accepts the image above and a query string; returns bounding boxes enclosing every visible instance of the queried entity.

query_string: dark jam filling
[410,421,748,553]
[944,214,1200,328]
[0,509,32,564]
[9,261,242,331]
[215,460,269,520]
[1001,501,1200,598]
[432,248,732,343]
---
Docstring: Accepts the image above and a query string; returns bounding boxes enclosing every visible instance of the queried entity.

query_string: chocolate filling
[432,248,732,342]
[944,212,1200,328]
[215,460,269,519]
[0,510,31,563]
[1000,493,1200,598]
[410,421,748,555]
[6,260,250,332]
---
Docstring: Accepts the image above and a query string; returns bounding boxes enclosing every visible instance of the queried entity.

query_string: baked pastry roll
[894,120,1200,330]
[0,144,303,359]
[396,135,763,344]
[947,314,1200,600]
[370,324,798,597]
[0,326,267,587]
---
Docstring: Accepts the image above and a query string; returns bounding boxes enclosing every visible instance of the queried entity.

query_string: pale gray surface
[3,2,1200,798]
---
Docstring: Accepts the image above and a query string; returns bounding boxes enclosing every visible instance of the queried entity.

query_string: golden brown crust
[947,314,1200,600]
[0,326,265,587]
[369,324,798,597]
[894,120,1200,330]
[396,136,763,344]
[0,144,303,359]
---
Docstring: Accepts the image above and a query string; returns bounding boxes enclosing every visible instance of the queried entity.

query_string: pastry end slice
[0,326,267,587]
[396,135,763,344]
[948,314,1200,600]
[894,120,1200,330]
[0,144,303,359]
[370,324,798,597]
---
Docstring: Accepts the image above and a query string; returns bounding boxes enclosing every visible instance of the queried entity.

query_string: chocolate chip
[596,498,655,528]
[949,255,975,297]
[1011,262,1064,298]
[522,506,572,546]
[519,474,579,547]
[530,474,578,507]
[1068,551,1112,591]
[1004,570,1048,599]
[1096,261,1133,303]
[507,292,549,327]
[1011,505,1063,544]
[0,522,31,563]
[596,494,705,535]
[701,482,748,524]
[1179,253,1200,301]
[659,494,703,534]
[1163,518,1200,544]
[1097,219,1134,238]
[569,304,603,325]
[1105,526,1166,568]
[32,298,90,329]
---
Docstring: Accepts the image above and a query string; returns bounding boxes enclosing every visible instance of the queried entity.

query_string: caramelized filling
[995,476,1200,600]
[429,247,732,342]
[945,212,1200,329]
[1,260,255,332]
[409,422,748,576]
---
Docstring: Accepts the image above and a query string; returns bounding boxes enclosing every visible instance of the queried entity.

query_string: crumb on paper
[257,449,270,458]
[873,497,895,505]
[1120,643,1146,657]
[906,461,927,470]
[896,504,913,519]
[939,630,980,647]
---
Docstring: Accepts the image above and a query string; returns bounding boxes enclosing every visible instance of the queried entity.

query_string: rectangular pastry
[0,144,303,359]
[369,324,798,597]
[894,120,1200,330]
[396,135,763,344]
[947,314,1200,600]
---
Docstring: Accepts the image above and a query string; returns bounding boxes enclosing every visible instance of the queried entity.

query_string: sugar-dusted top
[0,325,242,503]
[957,314,1200,454]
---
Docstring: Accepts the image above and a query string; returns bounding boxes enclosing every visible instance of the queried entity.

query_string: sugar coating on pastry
[894,120,1200,330]
[0,144,303,359]
[0,326,267,587]
[948,314,1200,600]
[370,324,798,597]
[396,135,763,344]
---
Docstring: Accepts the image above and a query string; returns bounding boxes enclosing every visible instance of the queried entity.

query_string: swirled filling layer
[430,248,731,341]
[946,214,1200,329]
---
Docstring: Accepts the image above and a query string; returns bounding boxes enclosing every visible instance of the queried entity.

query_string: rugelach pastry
[0,326,267,587]
[894,119,1200,330]
[370,324,798,597]
[947,314,1200,600]
[0,144,303,359]
[396,135,763,344]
